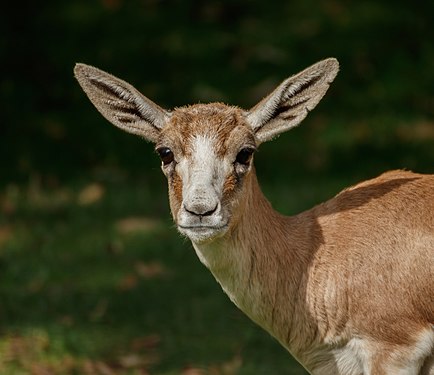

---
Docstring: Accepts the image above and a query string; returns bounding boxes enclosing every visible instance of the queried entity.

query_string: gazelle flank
[74,58,434,375]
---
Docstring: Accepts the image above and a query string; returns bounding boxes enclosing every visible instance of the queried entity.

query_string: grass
[1,169,317,375]
[2,113,433,374]
[1,105,433,374]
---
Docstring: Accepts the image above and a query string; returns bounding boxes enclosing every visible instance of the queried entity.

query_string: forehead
[159,103,255,155]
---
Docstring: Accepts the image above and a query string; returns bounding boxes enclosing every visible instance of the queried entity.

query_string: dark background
[1,1,433,374]
[3,0,434,182]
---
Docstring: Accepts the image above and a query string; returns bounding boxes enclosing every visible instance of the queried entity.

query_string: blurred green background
[1,0,433,374]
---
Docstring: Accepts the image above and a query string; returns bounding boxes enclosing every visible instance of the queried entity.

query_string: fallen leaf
[5,331,50,364]
[0,226,12,247]
[118,353,160,368]
[130,335,161,351]
[77,183,105,206]
[94,361,116,375]
[58,315,74,327]
[135,261,168,279]
[82,360,97,375]
[115,217,160,234]
[30,363,55,375]
[1,196,15,215]
[220,354,242,374]
[118,354,142,368]
[118,274,138,291]
[397,121,434,141]
[181,368,207,375]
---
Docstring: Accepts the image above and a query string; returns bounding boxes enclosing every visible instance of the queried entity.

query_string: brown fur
[74,59,434,374]
[168,170,183,219]
[160,104,250,157]
[212,167,434,373]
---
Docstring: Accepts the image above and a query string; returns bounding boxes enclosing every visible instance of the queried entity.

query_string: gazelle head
[74,59,339,244]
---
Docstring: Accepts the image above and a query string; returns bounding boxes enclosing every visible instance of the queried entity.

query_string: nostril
[202,204,218,216]
[184,205,198,216]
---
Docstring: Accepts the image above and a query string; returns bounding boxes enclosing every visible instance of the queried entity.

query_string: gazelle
[74,58,434,375]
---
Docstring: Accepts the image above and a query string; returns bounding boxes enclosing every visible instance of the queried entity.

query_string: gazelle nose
[184,202,218,217]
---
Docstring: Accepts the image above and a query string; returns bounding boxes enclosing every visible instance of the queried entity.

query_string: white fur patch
[176,135,229,243]
[386,328,434,375]
[179,135,219,217]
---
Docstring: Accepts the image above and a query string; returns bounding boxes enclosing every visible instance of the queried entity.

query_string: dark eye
[235,148,255,165]
[156,147,174,165]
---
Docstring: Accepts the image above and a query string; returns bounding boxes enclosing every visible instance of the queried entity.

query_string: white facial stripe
[192,135,217,171]
[175,135,231,243]
[181,136,220,213]
[177,135,217,191]
[173,134,247,243]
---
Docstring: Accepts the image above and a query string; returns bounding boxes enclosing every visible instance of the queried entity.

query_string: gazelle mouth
[177,223,229,243]
[178,224,228,231]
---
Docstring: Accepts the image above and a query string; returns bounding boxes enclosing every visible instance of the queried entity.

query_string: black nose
[184,203,218,217]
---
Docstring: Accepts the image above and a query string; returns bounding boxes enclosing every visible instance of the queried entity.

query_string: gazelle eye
[156,147,174,165]
[235,148,255,165]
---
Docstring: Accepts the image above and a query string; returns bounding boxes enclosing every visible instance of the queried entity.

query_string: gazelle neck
[191,168,315,355]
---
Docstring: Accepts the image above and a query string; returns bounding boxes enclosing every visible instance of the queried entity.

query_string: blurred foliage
[2,0,434,183]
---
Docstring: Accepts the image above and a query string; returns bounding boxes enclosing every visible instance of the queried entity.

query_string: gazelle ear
[74,63,170,143]
[246,58,339,143]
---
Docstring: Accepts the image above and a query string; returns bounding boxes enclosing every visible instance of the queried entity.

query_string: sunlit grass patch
[0,174,309,374]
